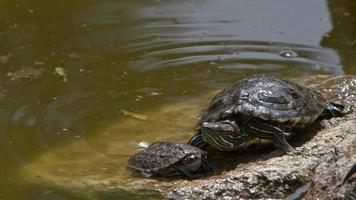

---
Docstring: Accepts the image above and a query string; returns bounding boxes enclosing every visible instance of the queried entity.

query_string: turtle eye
[221,126,234,133]
[184,155,196,164]
[220,121,237,133]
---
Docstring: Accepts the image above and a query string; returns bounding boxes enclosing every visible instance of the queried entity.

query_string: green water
[0,0,355,199]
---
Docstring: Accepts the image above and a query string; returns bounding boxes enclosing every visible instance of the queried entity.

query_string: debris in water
[135,95,144,102]
[0,53,11,64]
[278,48,298,58]
[120,109,148,120]
[34,61,45,65]
[7,66,45,81]
[54,67,68,82]
[138,142,150,149]
[68,52,79,59]
[147,92,162,96]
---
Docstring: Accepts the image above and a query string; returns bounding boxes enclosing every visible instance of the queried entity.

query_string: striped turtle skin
[189,74,352,152]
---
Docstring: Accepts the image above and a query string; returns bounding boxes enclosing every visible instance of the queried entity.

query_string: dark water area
[0,0,355,199]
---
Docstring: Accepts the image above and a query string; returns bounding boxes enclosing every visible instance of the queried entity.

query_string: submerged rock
[21,75,356,199]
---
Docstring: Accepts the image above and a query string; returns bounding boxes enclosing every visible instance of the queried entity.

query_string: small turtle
[128,141,210,178]
[189,74,352,152]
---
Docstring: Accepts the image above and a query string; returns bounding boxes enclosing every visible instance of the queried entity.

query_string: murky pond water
[0,0,356,199]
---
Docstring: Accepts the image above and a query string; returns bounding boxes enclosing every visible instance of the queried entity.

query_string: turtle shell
[199,74,328,128]
[128,142,203,174]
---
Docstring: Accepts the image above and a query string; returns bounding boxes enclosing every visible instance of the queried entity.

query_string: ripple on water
[74,0,343,75]
[123,39,342,74]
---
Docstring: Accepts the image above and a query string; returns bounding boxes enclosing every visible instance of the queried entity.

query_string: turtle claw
[286,148,303,156]
[140,171,153,178]
[326,102,353,117]
[342,105,353,115]
[284,146,297,154]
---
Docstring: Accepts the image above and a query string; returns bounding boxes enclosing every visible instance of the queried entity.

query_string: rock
[21,75,356,199]
[303,140,355,200]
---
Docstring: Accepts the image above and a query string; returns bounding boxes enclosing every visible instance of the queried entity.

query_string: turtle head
[323,101,353,118]
[201,120,243,151]
[181,152,203,172]
[174,149,211,179]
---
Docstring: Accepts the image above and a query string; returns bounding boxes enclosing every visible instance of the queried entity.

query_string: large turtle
[128,141,210,178]
[188,74,352,152]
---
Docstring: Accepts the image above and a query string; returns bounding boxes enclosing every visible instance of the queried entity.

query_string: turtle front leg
[188,132,208,149]
[170,164,203,179]
[271,126,295,153]
[246,122,295,153]
[170,157,212,179]
[323,101,353,118]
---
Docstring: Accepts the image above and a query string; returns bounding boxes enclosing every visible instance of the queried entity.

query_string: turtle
[128,141,210,178]
[188,74,352,152]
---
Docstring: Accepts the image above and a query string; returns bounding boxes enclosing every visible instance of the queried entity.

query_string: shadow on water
[0,0,355,199]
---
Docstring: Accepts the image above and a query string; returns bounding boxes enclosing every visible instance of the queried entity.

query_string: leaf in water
[147,92,162,96]
[120,109,148,120]
[138,141,150,149]
[54,67,68,82]
[34,61,45,65]
[0,53,11,64]
[55,67,65,76]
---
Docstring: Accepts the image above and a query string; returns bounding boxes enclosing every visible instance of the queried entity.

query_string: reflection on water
[0,0,355,199]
